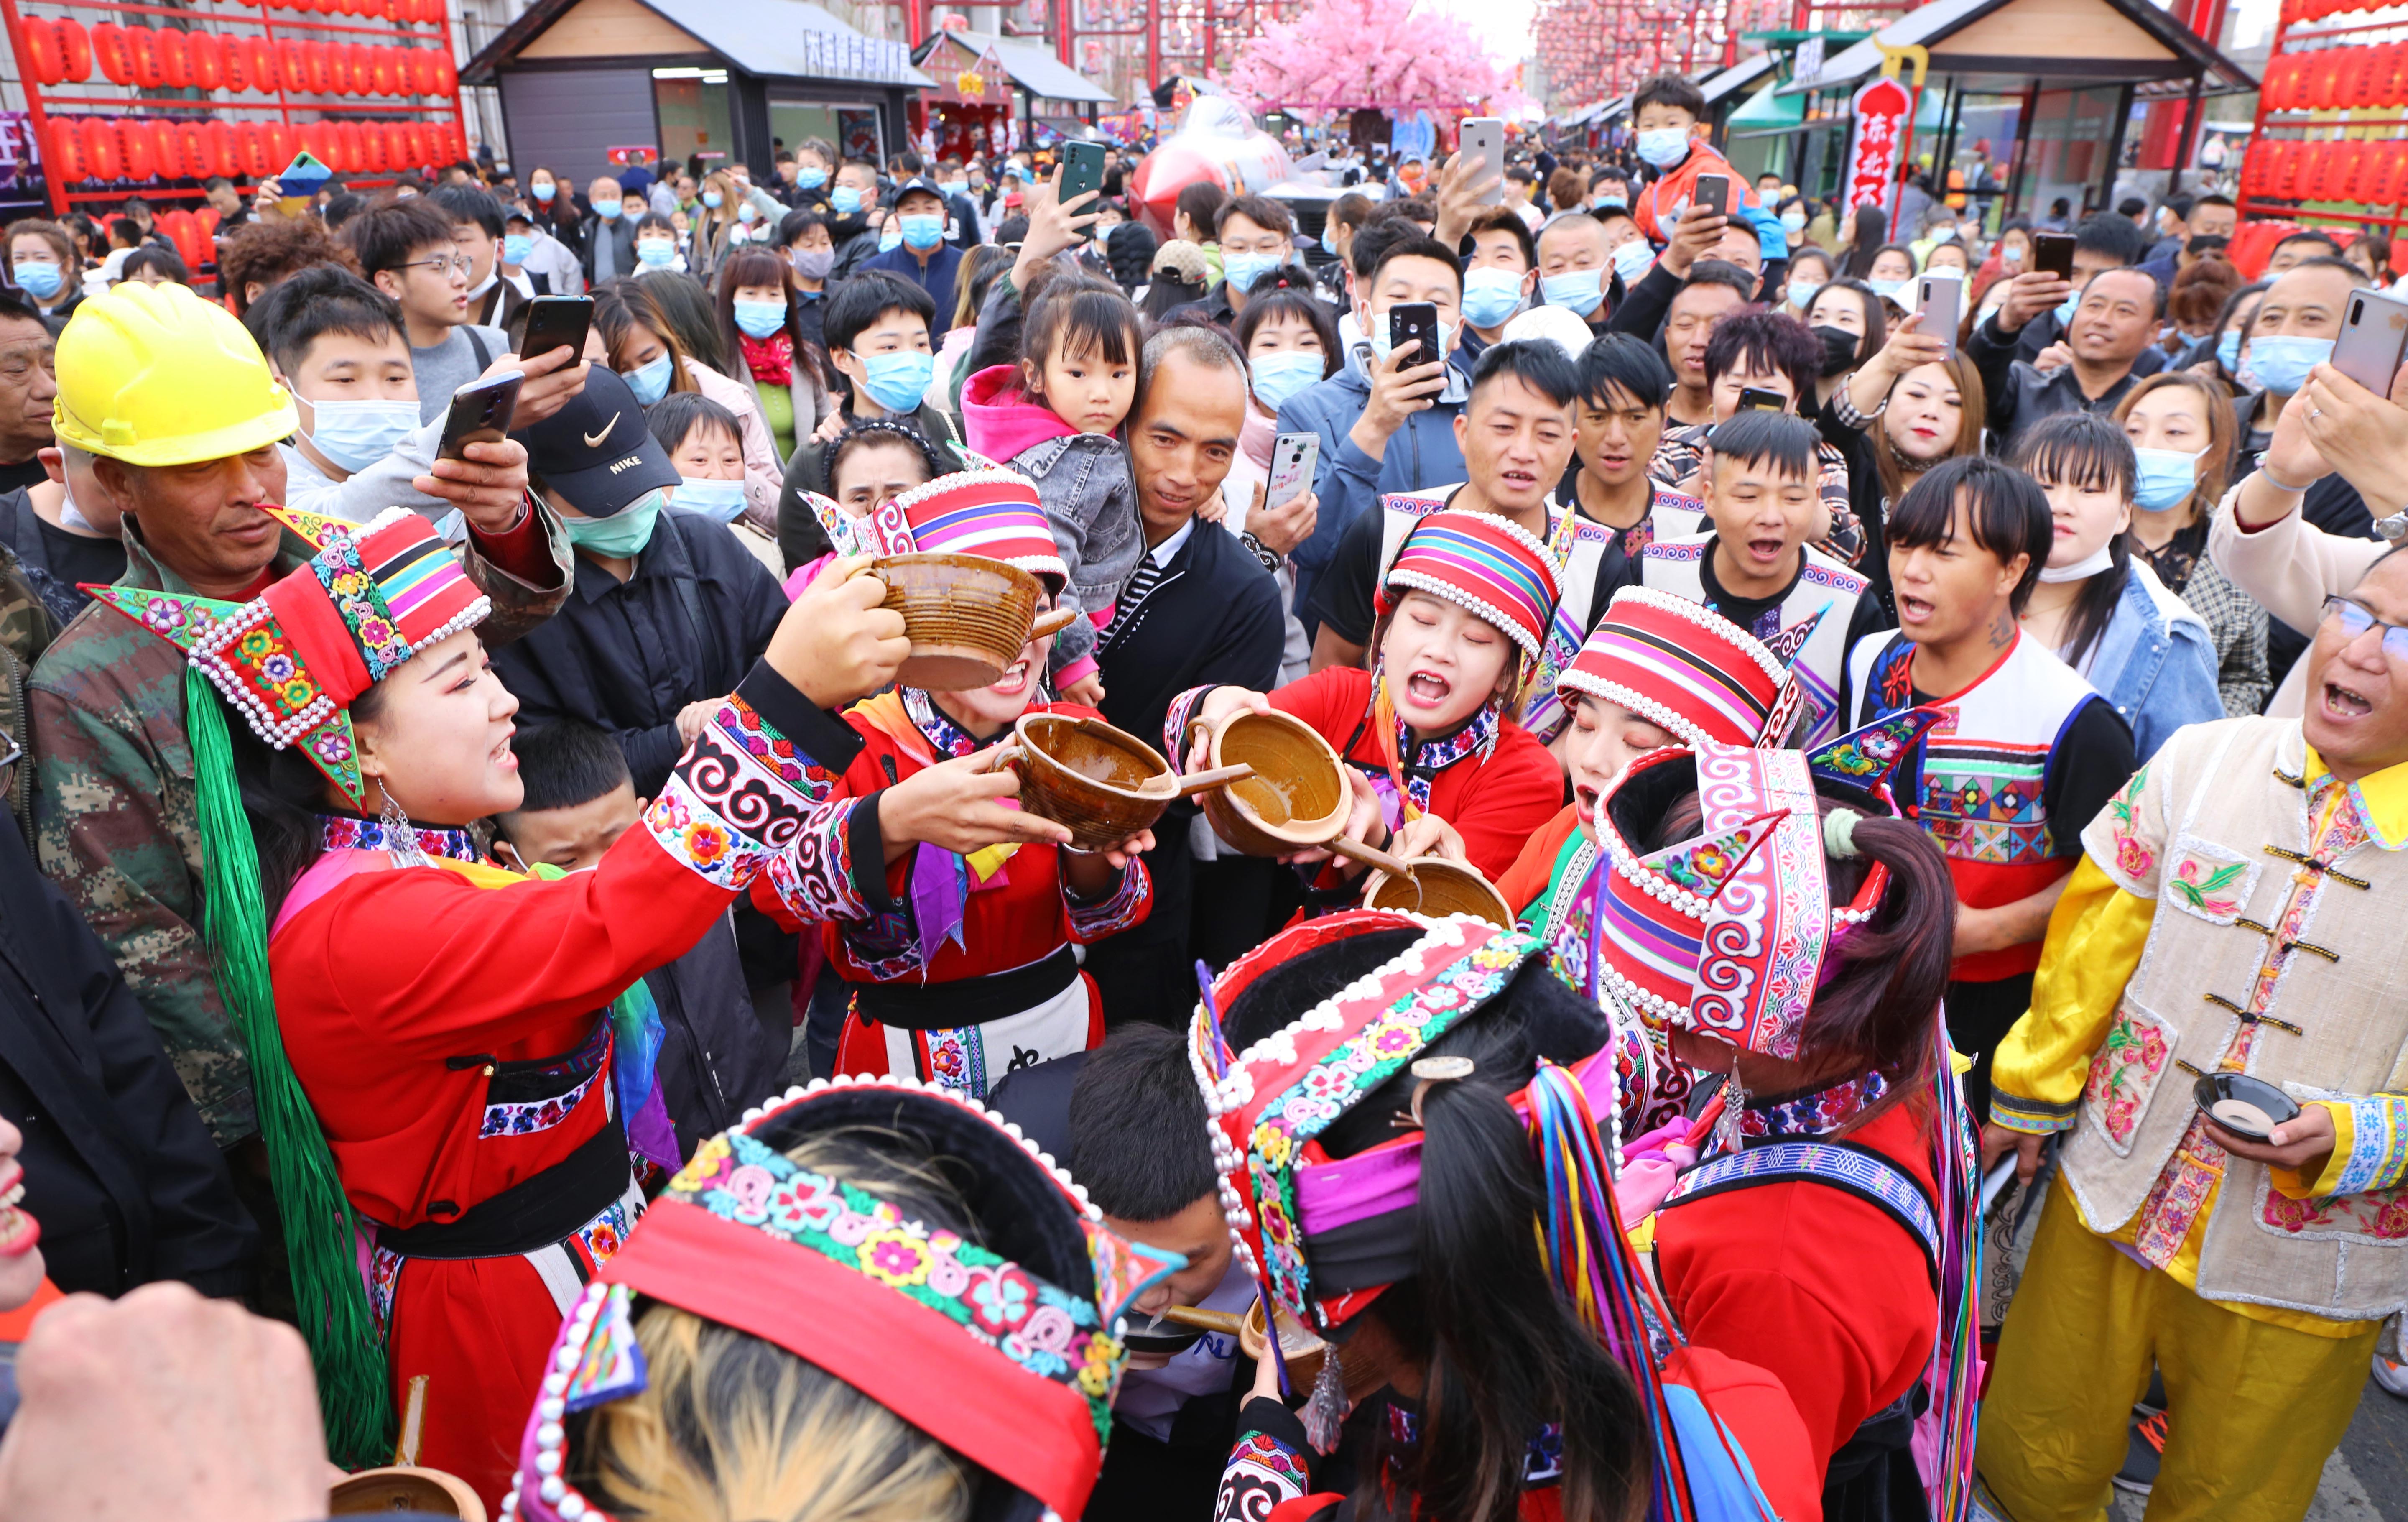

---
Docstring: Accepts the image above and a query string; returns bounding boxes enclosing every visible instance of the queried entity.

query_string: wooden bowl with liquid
[1192,707,1352,858]
[875,552,1068,691]
[1363,857,1513,926]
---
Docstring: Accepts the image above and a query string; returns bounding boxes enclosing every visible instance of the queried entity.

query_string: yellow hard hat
[53,281,298,467]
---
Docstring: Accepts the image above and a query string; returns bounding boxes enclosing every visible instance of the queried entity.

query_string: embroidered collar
[1395,701,1498,812]
[904,685,1000,760]
[1738,1069,1890,1141]
[2301,743,2408,852]
[318,813,480,863]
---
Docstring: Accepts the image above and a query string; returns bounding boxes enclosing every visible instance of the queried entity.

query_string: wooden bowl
[1239,1297,1332,1389]
[1012,713,1173,851]
[875,552,1042,692]
[1193,708,1351,857]
[1363,858,1514,926]
[329,1467,487,1520]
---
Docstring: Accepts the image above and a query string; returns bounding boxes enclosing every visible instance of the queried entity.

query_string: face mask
[1460,267,1526,329]
[2247,335,2333,396]
[2037,544,2115,583]
[1780,210,1807,234]
[1814,324,1860,377]
[675,476,747,521]
[1223,250,1281,293]
[899,214,945,251]
[502,233,533,265]
[637,240,676,268]
[2216,329,2243,374]
[1610,239,1655,289]
[530,181,555,202]
[1542,268,1606,317]
[1593,194,1627,213]
[1634,127,1692,169]
[2001,244,2025,265]
[702,190,724,209]
[878,226,903,253]
[1370,315,1454,363]
[625,352,675,405]
[304,397,420,473]
[2133,445,2205,511]
[733,299,787,339]
[790,247,834,280]
[1868,277,1907,300]
[564,488,665,557]
[736,202,758,224]
[1787,278,1822,312]
[13,262,61,300]
[859,349,935,414]
[2052,289,2081,329]
[1250,351,1324,411]
[597,202,622,221]
[832,186,865,215]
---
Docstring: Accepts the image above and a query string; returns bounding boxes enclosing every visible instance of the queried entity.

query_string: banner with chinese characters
[1842,75,1910,218]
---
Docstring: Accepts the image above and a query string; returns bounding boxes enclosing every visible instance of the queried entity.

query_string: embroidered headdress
[1589,710,1937,1055]
[1373,509,1561,660]
[806,468,1069,590]
[87,506,490,807]
[506,1075,1179,1522]
[1560,587,1803,749]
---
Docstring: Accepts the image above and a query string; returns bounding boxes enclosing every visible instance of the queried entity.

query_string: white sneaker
[2374,1351,2408,1399]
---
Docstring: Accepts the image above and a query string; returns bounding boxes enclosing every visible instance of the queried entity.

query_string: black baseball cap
[514,365,678,516]
[893,175,950,205]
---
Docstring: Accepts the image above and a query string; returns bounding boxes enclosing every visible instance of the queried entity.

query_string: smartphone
[2332,286,2408,398]
[1693,173,1729,217]
[2033,231,2077,282]
[519,295,592,366]
[1460,117,1505,206]
[1059,140,1107,204]
[1388,302,1441,367]
[1735,386,1788,413]
[1916,274,1963,361]
[1267,432,1319,508]
[438,372,525,461]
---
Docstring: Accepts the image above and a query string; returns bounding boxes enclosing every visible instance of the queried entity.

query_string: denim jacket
[2079,560,2224,763]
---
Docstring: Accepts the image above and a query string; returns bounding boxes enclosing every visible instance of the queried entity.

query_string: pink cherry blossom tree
[1222,0,1510,116]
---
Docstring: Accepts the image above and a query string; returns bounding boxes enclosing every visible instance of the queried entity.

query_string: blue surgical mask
[1611,239,1655,288]
[501,233,533,265]
[2053,289,2081,328]
[1592,195,1627,213]
[941,180,969,197]
[1321,226,1341,254]
[859,349,934,414]
[1787,278,1822,312]
[2248,335,2333,396]
[798,167,829,191]
[878,225,903,252]
[733,299,787,339]
[1780,210,1807,234]
[624,352,675,404]
[1250,351,1325,410]
[2132,446,2205,511]
[564,487,665,557]
[12,261,61,301]
[1869,277,1908,300]
[736,202,758,224]
[702,190,724,208]
[1542,268,1606,317]
[304,397,420,474]
[1634,127,1692,169]
[899,213,945,251]
[2216,329,2243,374]
[2001,244,2024,265]
[832,186,865,215]
[1460,266,1526,329]
[674,476,747,521]
[637,240,676,268]
[597,202,623,221]
[1223,250,1281,293]
[530,181,556,202]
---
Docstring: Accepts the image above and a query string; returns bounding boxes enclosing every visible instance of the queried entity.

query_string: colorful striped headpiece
[806,468,1068,590]
[1561,587,1802,749]
[1375,510,1560,659]
[88,506,490,808]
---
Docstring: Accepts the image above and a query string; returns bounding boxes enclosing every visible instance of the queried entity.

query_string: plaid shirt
[1647,421,1866,567]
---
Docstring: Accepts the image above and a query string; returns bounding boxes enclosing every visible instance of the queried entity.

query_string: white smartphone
[2332,286,2408,399]
[1460,118,1505,206]
[1916,273,1963,363]
[1267,432,1319,508]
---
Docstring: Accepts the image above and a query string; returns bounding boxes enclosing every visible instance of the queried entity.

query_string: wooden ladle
[1136,762,1258,799]
[1328,835,1424,907]
[1031,607,1080,639]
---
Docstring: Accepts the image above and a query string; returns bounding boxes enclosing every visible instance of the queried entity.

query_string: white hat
[1502,303,1596,363]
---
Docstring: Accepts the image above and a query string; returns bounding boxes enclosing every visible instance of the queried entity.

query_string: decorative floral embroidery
[646,695,836,889]
[904,685,989,760]
[2132,1120,2225,1266]
[367,1241,404,1333]
[1741,1070,1891,1140]
[1384,701,1499,815]
[2164,841,2257,924]
[2082,1006,2173,1148]
[2103,764,2156,886]
[1219,1430,1311,1519]
[317,813,480,863]
[2329,1094,2408,1198]
[480,1073,599,1137]
[2262,1181,2408,1240]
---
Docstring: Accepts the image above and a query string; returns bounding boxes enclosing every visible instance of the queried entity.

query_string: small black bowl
[2194,1072,2302,1142]
[1120,1311,1207,1356]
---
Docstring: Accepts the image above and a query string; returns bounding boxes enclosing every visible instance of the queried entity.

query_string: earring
[378,785,429,869]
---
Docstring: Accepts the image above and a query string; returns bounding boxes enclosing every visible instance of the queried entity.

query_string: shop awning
[1700,53,1777,106]
[463,0,932,86]
[1778,0,2256,94]
[912,28,1116,105]
[1724,78,1804,132]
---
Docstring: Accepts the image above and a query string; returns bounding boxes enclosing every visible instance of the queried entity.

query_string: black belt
[854,945,1079,1029]
[377,1119,630,1261]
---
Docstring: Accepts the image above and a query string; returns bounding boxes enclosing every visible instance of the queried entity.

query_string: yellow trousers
[1974,1183,2379,1522]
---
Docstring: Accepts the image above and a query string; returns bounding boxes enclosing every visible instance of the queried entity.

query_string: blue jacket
[2084,561,2224,763]
[1276,342,1477,619]
[858,241,965,331]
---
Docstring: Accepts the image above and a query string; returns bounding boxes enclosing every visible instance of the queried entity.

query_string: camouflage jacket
[0,541,56,838]
[28,510,572,1148]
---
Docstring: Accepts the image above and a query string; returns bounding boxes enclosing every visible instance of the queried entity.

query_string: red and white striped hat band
[1559,587,1803,750]
[890,470,1069,589]
[1375,510,1561,659]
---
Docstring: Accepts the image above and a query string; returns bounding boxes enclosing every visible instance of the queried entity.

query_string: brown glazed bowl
[329,1467,487,1519]
[1192,707,1351,857]
[1239,1297,1332,1389]
[1012,712,1174,851]
[874,552,1042,692]
[1362,857,1514,926]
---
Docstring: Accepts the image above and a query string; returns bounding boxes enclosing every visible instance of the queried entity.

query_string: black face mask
[1814,324,1860,377]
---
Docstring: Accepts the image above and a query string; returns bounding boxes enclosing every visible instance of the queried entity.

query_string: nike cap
[513,365,679,517]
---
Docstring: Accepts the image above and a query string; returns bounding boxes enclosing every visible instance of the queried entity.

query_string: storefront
[463,0,931,184]
[907,28,1116,158]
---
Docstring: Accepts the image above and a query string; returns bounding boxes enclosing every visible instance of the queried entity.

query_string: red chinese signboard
[1842,74,1912,219]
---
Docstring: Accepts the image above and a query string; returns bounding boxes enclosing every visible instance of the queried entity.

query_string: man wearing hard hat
[26,280,572,1172]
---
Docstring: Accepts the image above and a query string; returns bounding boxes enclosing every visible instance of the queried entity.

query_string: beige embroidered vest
[2063,716,2408,1323]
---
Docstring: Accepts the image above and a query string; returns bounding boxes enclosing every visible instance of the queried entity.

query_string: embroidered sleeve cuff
[1989,1089,2079,1136]
[1164,684,1219,764]
[1216,1399,1314,1522]
[643,690,849,891]
[735,663,865,777]
[760,797,874,922]
[2285,1096,2408,1199]
[1065,856,1150,941]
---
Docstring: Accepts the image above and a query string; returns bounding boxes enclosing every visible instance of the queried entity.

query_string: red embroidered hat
[804,468,1069,590]
[1373,509,1561,659]
[1561,587,1802,749]
[86,506,490,807]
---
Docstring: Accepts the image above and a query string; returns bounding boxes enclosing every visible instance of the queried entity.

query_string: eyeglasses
[393,254,472,278]
[2320,595,2408,661]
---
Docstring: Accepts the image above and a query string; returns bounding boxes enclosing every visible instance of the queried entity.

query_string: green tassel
[186,665,395,1467]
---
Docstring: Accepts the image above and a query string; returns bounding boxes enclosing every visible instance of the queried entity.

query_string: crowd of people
[0,69,2405,1522]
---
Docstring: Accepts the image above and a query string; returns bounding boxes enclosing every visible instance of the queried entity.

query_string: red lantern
[128,27,165,89]
[301,119,336,166]
[24,21,64,86]
[348,44,376,94]
[247,36,279,92]
[120,117,158,181]
[83,119,124,181]
[57,17,92,80]
[179,122,210,180]
[158,28,192,89]
[307,40,336,94]
[263,121,294,170]
[335,119,364,172]
[433,51,456,94]
[44,120,88,184]
[204,117,239,178]
[187,30,222,91]
[90,24,129,84]
[369,47,397,95]
[356,120,387,172]
[281,38,310,93]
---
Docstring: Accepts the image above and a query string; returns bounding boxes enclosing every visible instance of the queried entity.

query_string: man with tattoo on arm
[1845,455,2137,1116]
